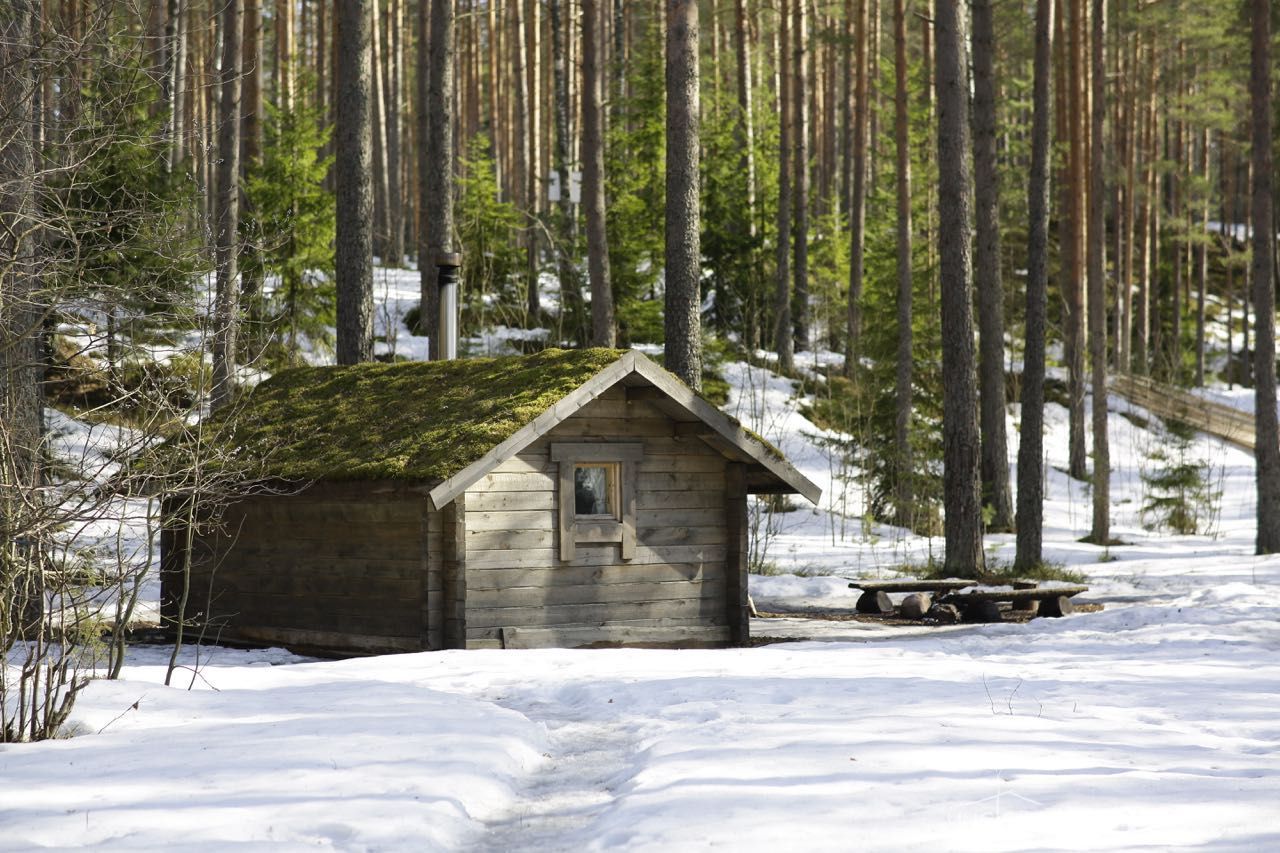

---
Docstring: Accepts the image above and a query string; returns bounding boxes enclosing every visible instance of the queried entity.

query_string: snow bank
[1,650,548,851]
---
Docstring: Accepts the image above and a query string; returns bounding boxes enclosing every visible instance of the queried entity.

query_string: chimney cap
[435,251,463,268]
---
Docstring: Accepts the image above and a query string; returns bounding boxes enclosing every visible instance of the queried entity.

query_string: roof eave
[426,351,822,510]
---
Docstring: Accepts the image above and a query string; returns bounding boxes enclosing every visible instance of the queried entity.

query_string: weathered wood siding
[162,482,440,655]
[462,387,738,648]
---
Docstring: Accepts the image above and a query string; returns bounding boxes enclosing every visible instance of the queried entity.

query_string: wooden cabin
[159,349,819,654]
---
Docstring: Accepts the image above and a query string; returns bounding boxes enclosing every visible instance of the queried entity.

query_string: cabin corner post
[443,495,467,649]
[419,500,439,651]
[725,463,750,645]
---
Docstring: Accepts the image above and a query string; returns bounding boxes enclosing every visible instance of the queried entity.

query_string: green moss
[201,348,629,483]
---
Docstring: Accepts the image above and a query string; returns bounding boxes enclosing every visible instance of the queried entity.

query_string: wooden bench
[938,584,1090,621]
[844,579,976,614]
[845,578,1089,621]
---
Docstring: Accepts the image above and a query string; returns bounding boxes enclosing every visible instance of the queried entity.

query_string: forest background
[2,0,1280,739]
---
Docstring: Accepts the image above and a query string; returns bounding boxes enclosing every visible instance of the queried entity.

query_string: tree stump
[1038,595,1075,618]
[926,603,962,624]
[963,599,1004,623]
[1011,582,1040,614]
[900,592,933,619]
[855,590,894,614]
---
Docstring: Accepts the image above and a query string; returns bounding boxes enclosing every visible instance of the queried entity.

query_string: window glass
[574,464,616,516]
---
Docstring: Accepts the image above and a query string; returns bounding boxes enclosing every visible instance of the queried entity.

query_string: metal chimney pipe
[435,252,462,360]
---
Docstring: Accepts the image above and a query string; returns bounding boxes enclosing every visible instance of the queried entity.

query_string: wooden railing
[1111,374,1256,451]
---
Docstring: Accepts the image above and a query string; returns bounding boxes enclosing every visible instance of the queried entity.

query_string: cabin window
[574,464,618,517]
[551,443,643,562]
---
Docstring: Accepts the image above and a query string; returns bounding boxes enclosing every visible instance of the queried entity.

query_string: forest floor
[3,269,1279,851]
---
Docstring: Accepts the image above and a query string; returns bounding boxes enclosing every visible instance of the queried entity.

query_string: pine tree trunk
[425,0,455,343]
[525,0,541,319]
[415,0,436,351]
[582,0,614,347]
[168,0,189,171]
[1249,0,1280,553]
[971,0,1013,533]
[335,0,374,364]
[0,0,41,517]
[1194,127,1209,386]
[385,0,404,266]
[891,0,913,530]
[773,0,793,373]
[1065,0,1086,481]
[211,0,243,410]
[550,0,584,344]
[935,0,983,575]
[239,0,264,325]
[369,0,389,260]
[276,0,294,109]
[1014,0,1054,571]
[0,0,44,575]
[845,0,869,371]
[733,0,756,237]
[1087,0,1109,544]
[791,0,809,352]
[664,0,701,390]
[841,0,852,217]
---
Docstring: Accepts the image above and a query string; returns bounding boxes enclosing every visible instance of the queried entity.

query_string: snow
[6,286,1280,850]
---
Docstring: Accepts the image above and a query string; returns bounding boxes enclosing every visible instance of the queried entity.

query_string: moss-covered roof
[207,348,629,483]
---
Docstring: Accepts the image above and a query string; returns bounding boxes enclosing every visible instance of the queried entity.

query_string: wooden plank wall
[177,483,437,654]
[462,387,734,648]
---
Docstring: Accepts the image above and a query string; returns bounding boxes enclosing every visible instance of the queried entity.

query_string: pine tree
[935,0,984,575]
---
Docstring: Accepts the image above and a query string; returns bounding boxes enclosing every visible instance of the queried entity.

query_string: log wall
[163,482,440,655]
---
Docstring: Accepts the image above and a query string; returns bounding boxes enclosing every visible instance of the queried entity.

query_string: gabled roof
[201,348,820,507]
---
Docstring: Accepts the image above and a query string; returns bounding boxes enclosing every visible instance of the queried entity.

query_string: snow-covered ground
[5,286,1280,850]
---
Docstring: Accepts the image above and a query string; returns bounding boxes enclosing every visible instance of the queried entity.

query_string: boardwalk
[1112,374,1256,451]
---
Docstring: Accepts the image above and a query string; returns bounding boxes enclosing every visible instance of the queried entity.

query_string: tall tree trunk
[510,0,536,318]
[733,0,756,239]
[583,0,614,347]
[211,0,244,409]
[1136,45,1157,374]
[369,0,390,259]
[1250,0,1280,553]
[1087,0,1109,544]
[935,0,983,575]
[415,0,436,351]
[892,0,913,530]
[526,0,542,319]
[169,0,189,170]
[1065,0,1086,480]
[841,0,852,217]
[665,0,701,390]
[791,0,809,352]
[486,0,501,190]
[316,0,327,125]
[146,0,169,108]
[240,0,264,326]
[336,0,374,364]
[242,0,263,177]
[425,0,456,353]
[1014,0,1054,571]
[971,0,1012,533]
[550,0,584,344]
[845,0,869,371]
[0,0,44,595]
[385,0,404,266]
[773,0,793,374]
[276,0,294,109]
[1194,126,1208,386]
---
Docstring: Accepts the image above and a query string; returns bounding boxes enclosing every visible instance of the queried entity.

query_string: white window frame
[550,442,642,561]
